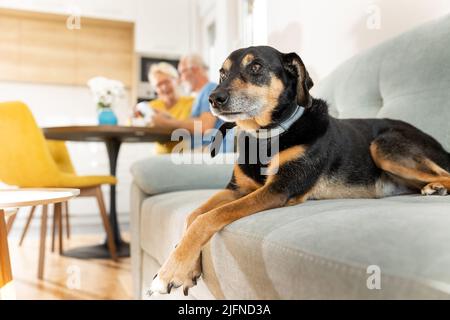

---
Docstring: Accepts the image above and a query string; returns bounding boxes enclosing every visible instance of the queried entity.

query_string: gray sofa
[130,15,450,299]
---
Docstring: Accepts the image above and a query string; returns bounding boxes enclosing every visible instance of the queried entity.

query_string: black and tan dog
[150,46,450,295]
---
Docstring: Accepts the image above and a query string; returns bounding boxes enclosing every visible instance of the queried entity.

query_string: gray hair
[148,62,179,86]
[181,54,208,70]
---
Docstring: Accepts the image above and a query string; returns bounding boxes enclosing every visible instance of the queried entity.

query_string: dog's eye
[250,63,262,74]
[219,71,227,83]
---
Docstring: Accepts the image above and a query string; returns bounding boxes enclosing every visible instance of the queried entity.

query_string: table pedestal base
[63,241,130,259]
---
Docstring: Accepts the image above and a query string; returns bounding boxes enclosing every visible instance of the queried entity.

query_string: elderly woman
[146,62,193,153]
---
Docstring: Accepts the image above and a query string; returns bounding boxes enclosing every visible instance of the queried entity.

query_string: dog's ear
[282,52,314,108]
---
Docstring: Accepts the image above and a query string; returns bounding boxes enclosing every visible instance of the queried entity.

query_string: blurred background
[0,0,449,229]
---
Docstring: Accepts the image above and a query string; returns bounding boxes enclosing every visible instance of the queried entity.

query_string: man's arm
[150,111,216,134]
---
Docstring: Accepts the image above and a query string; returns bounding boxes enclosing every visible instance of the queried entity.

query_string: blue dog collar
[243,105,305,139]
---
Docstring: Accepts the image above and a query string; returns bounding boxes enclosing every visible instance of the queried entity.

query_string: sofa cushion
[131,155,234,196]
[313,14,450,151]
[140,190,450,299]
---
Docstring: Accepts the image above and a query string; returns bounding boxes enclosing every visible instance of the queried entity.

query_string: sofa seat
[139,189,450,299]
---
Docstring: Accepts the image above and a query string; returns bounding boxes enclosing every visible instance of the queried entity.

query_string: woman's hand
[149,110,176,129]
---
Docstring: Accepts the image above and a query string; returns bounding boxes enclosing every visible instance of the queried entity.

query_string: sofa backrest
[313,14,450,151]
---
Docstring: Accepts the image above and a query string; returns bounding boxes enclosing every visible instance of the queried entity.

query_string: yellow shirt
[150,96,193,154]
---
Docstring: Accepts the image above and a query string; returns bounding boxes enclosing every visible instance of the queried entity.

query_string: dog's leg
[184,163,264,229]
[181,189,242,284]
[370,139,450,195]
[185,189,241,228]
[150,185,288,295]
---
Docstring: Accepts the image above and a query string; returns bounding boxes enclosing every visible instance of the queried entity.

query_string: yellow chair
[0,101,117,279]
[16,141,75,249]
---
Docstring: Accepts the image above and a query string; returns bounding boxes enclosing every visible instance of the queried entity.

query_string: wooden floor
[8,234,132,300]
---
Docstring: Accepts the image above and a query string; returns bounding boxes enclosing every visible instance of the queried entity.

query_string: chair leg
[0,209,13,288]
[64,201,70,239]
[19,206,36,246]
[38,205,48,280]
[6,208,18,235]
[94,186,117,261]
[55,203,63,255]
[51,205,56,253]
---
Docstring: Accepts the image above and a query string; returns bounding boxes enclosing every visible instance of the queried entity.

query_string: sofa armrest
[130,154,234,195]
[130,182,147,299]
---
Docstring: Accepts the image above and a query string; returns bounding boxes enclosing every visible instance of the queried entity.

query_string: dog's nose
[209,90,229,107]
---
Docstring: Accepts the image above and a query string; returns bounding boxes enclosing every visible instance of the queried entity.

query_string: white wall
[135,0,193,56]
[266,0,450,81]
[195,0,240,82]
[0,0,137,21]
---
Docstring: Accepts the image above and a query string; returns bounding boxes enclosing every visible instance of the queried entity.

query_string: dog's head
[209,46,314,129]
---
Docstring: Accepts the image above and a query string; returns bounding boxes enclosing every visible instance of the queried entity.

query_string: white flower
[87,76,125,108]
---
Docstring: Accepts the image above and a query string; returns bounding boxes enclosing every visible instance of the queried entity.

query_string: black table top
[42,125,173,143]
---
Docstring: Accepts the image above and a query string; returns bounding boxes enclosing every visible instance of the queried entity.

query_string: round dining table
[42,125,172,258]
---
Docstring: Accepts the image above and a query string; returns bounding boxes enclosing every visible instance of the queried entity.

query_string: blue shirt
[190,82,234,153]
[191,82,218,120]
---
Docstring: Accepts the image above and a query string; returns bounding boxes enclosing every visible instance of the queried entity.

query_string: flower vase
[98,107,118,125]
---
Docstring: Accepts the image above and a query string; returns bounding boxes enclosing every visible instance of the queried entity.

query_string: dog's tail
[209,122,236,157]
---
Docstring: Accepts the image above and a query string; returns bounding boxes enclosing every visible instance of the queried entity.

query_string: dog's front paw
[149,252,202,296]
